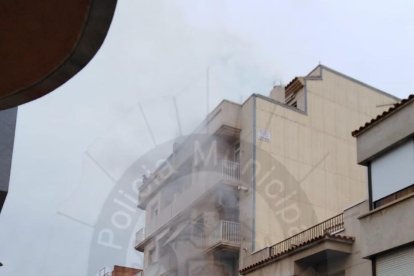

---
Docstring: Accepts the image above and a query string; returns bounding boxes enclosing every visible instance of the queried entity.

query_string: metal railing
[206,220,241,247]
[221,160,240,182]
[221,220,241,243]
[269,213,344,256]
[244,213,344,268]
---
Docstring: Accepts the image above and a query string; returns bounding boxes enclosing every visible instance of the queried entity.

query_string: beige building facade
[240,93,414,276]
[241,65,397,255]
[134,65,398,275]
[353,94,414,275]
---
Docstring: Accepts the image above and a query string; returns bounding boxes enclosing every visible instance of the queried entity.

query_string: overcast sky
[1,0,414,275]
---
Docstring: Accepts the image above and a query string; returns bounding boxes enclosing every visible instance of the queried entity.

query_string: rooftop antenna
[272,80,282,87]
[172,96,183,136]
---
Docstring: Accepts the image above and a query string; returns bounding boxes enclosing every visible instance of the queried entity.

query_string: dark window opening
[373,183,414,208]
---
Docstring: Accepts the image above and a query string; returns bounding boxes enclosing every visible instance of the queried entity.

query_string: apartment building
[99,265,143,276]
[240,94,414,276]
[134,65,398,276]
[353,94,414,275]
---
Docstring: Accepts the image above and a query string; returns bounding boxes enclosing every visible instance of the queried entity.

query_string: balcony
[242,214,351,273]
[206,100,241,138]
[359,193,414,257]
[135,228,145,248]
[138,101,241,209]
[205,220,241,251]
[221,160,240,182]
[269,213,344,256]
[137,160,240,249]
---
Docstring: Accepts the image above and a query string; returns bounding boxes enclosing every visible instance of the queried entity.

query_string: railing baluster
[266,213,344,259]
[216,220,240,244]
[221,160,240,181]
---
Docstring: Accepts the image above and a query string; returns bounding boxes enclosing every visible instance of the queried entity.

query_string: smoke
[53,1,282,272]
[4,0,414,275]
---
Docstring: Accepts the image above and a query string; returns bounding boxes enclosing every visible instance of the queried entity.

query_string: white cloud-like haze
[1,0,414,275]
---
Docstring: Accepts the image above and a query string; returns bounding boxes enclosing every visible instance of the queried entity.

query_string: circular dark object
[0,0,118,110]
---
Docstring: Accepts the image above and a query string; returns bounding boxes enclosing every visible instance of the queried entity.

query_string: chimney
[269,85,285,103]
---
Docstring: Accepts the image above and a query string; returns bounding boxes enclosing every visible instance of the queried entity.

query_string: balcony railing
[145,160,240,238]
[205,220,241,248]
[244,213,344,268]
[270,213,344,256]
[221,160,240,182]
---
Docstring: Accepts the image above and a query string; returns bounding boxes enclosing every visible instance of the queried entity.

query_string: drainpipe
[252,95,257,252]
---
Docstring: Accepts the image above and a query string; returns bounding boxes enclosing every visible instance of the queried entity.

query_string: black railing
[269,213,344,256]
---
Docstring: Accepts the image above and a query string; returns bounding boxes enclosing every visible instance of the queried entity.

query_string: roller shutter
[376,246,414,276]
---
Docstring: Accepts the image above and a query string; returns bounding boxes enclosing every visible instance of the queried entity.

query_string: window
[370,139,414,206]
[374,184,414,208]
[192,216,205,247]
[148,247,157,264]
[150,202,159,219]
[376,245,414,275]
[234,142,240,163]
